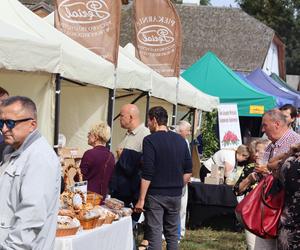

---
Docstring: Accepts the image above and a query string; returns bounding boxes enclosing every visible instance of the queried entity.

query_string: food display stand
[55,217,133,250]
[187,182,238,231]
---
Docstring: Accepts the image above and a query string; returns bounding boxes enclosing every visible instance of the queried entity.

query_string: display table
[187,182,238,230]
[55,217,133,250]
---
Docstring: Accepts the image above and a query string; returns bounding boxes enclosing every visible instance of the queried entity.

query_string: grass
[137,227,247,250]
[179,228,247,250]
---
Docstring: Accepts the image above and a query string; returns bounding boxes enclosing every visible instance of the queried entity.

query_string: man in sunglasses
[0,96,60,250]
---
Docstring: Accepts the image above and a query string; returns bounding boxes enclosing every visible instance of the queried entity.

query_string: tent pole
[172,77,179,126]
[107,88,114,137]
[172,104,176,125]
[107,68,117,150]
[145,92,150,126]
[191,108,196,142]
[53,73,61,153]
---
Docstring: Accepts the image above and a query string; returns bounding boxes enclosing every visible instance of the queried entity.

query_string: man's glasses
[0,118,34,130]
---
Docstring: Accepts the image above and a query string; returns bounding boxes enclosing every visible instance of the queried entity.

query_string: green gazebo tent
[270,73,300,94]
[181,51,276,116]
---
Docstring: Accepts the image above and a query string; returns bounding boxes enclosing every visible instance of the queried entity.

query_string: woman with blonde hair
[80,122,115,200]
[201,144,250,184]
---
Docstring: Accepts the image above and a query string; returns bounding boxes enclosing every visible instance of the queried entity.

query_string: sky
[210,0,239,7]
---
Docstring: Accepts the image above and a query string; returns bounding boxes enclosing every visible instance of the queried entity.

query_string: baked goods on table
[76,208,100,230]
[60,190,86,210]
[58,162,133,233]
[58,209,76,218]
[86,191,103,206]
[104,198,124,210]
[120,207,133,217]
[56,215,80,237]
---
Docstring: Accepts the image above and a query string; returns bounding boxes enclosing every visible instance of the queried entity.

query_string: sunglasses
[0,118,34,130]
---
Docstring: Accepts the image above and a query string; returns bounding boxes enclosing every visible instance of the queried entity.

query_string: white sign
[58,0,110,24]
[218,104,242,149]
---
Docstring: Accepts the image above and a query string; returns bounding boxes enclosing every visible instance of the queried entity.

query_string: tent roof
[120,3,275,73]
[0,19,60,73]
[270,73,300,94]
[181,51,276,116]
[44,13,177,105]
[122,43,219,111]
[1,0,114,88]
[247,69,300,108]
[236,72,293,108]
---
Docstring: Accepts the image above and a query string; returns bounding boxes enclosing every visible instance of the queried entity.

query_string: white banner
[218,104,242,149]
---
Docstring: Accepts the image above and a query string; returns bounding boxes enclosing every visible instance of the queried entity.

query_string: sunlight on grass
[179,228,247,250]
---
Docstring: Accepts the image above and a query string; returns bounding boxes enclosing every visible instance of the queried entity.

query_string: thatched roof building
[20,0,286,78]
[121,3,285,77]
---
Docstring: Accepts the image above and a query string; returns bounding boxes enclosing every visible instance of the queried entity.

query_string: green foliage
[235,0,300,74]
[201,110,219,158]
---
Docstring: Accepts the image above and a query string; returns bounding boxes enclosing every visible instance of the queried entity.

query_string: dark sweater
[142,131,192,196]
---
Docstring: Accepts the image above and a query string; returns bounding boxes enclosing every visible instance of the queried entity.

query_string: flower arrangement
[222,130,239,147]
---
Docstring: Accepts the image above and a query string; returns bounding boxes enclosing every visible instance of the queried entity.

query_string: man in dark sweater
[135,106,192,250]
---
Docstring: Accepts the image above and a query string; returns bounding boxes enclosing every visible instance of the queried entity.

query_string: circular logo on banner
[137,25,175,47]
[58,0,110,24]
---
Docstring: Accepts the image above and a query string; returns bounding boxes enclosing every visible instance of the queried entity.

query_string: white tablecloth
[55,217,133,250]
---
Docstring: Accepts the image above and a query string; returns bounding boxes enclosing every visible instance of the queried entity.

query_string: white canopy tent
[44,13,219,150]
[0,70,56,142]
[112,45,220,151]
[123,43,219,111]
[0,1,219,150]
[1,0,115,87]
[0,0,117,148]
[0,19,60,73]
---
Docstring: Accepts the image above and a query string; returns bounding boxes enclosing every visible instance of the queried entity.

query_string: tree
[235,0,300,75]
[201,110,219,159]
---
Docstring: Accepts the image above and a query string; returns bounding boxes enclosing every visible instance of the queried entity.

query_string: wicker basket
[96,217,105,227]
[86,192,103,206]
[104,215,115,224]
[79,216,100,230]
[56,226,79,237]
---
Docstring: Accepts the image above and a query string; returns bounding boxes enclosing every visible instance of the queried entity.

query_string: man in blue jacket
[135,106,192,250]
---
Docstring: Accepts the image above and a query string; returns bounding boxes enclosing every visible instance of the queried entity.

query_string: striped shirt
[264,129,300,161]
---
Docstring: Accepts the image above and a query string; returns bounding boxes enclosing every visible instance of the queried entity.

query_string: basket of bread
[56,209,80,237]
[76,206,100,230]
[86,191,103,206]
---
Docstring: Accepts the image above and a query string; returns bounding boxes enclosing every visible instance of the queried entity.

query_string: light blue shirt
[0,130,60,250]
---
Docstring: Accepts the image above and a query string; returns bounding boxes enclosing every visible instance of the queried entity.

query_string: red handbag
[235,174,285,239]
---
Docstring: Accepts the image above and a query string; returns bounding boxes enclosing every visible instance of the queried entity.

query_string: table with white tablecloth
[55,217,133,250]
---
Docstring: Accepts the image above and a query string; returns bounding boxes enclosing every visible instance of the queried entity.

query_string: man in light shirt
[0,96,60,250]
[109,104,150,250]
[175,120,191,240]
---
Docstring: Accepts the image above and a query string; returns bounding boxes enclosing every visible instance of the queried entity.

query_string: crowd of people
[0,87,192,250]
[1,83,300,250]
[231,106,300,250]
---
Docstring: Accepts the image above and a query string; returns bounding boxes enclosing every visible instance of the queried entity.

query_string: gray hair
[1,96,37,119]
[263,109,287,124]
[175,120,191,133]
